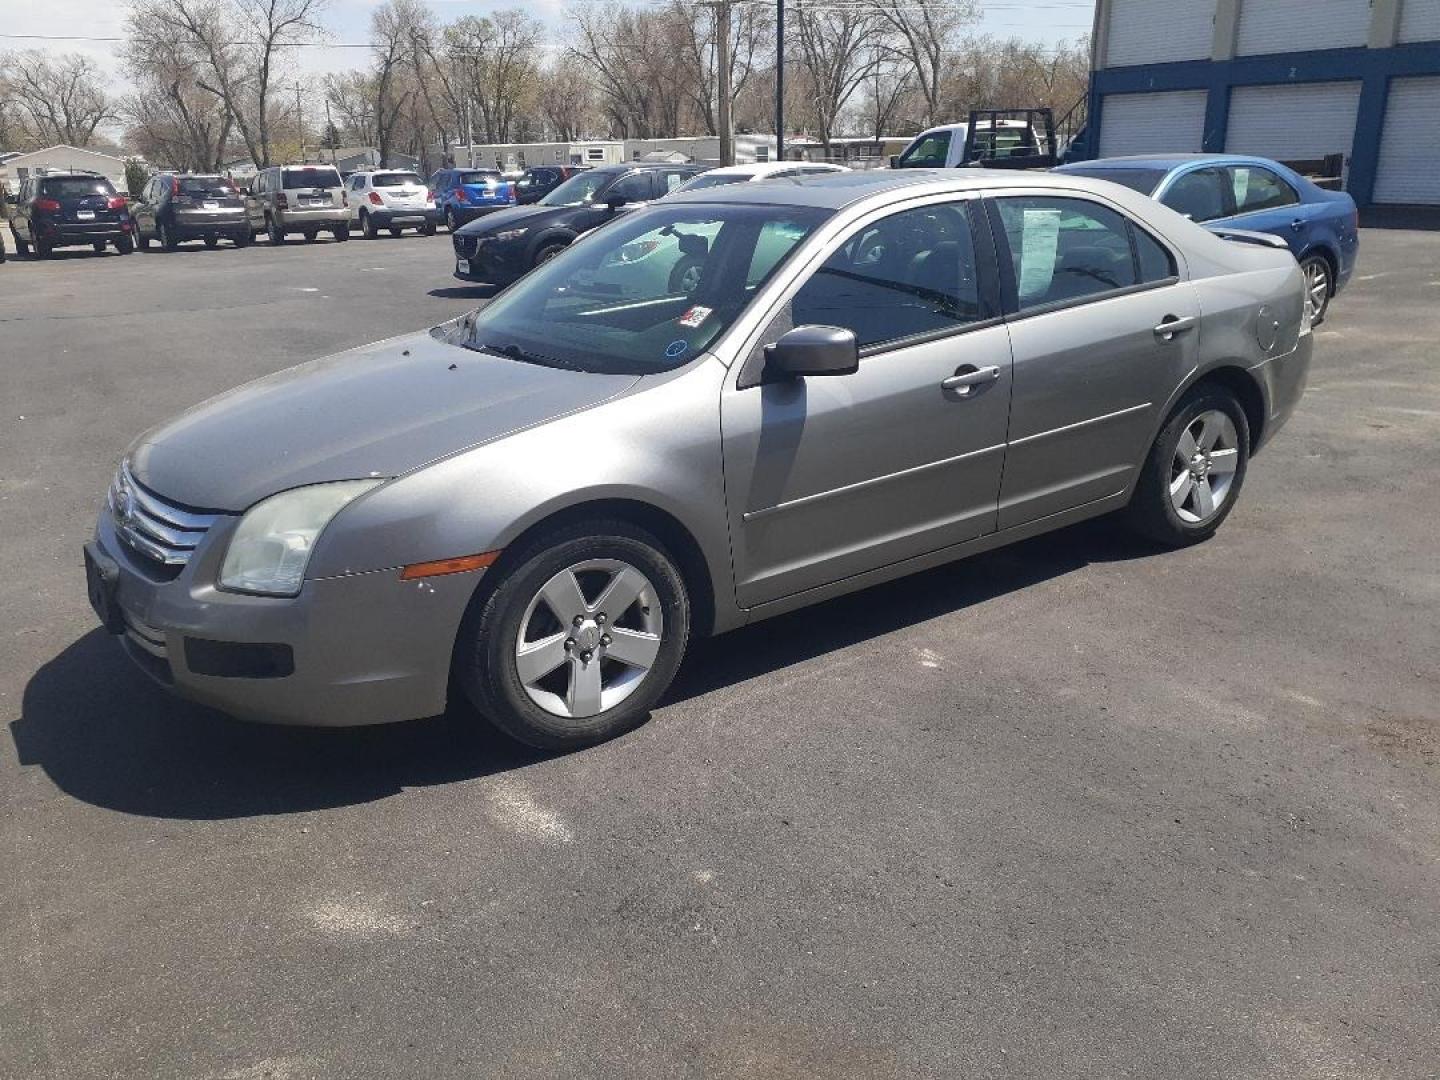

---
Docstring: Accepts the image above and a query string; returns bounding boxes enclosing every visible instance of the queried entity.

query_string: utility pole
[293,81,304,161]
[775,0,785,162]
[717,0,734,166]
[324,99,337,167]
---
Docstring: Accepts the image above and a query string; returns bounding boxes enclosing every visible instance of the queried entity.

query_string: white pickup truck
[892,118,1055,170]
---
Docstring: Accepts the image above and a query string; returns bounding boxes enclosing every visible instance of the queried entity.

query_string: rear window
[372,172,422,188]
[1060,168,1167,195]
[281,167,342,190]
[676,173,749,191]
[456,171,500,186]
[178,176,235,197]
[40,177,116,198]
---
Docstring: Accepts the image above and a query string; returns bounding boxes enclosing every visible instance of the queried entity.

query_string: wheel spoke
[1175,428,1198,462]
[1193,476,1216,518]
[1208,448,1239,475]
[605,627,660,671]
[567,655,603,716]
[1198,412,1225,452]
[516,632,569,685]
[1169,471,1194,509]
[592,566,648,619]
[539,569,587,623]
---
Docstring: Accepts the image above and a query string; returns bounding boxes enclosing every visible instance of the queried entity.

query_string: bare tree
[1,51,114,147]
[859,55,914,140]
[539,62,594,141]
[370,0,421,163]
[791,3,881,148]
[121,27,234,170]
[126,0,326,168]
[873,0,975,129]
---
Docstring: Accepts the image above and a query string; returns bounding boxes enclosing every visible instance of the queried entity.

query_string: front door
[722,197,1012,608]
[987,193,1202,527]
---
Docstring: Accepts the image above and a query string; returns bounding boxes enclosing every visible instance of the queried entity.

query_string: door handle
[1153,315,1197,341]
[1289,219,1305,231]
[941,365,1001,395]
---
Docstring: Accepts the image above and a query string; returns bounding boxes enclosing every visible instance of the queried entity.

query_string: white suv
[346,170,440,239]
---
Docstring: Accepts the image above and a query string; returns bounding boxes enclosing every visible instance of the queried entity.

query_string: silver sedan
[87,170,1312,749]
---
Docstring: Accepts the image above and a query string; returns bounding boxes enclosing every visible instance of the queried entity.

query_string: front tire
[1126,385,1250,547]
[533,241,567,269]
[458,520,691,751]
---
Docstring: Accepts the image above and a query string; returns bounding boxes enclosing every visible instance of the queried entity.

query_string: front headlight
[492,228,527,243]
[219,480,382,597]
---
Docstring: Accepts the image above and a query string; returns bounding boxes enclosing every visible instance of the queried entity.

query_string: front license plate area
[456,257,469,274]
[84,544,124,634]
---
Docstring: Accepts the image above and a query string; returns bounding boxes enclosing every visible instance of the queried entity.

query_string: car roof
[662,167,1106,210]
[1057,153,1286,172]
[701,162,843,179]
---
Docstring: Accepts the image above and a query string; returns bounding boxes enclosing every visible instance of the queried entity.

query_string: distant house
[304,147,422,175]
[0,144,132,189]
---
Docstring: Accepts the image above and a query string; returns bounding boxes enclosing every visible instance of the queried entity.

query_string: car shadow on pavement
[12,517,1158,820]
[428,285,501,300]
[11,634,546,820]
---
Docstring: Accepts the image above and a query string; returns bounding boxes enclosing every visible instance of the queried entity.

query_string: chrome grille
[108,462,219,568]
[454,234,479,258]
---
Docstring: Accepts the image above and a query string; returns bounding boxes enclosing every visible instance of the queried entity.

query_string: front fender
[307,356,738,628]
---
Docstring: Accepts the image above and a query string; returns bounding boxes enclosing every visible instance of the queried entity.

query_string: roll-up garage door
[1098,91,1208,158]
[1225,82,1361,170]
[1373,77,1440,205]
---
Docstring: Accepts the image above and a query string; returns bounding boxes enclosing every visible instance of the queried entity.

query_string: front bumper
[452,236,526,286]
[89,508,479,727]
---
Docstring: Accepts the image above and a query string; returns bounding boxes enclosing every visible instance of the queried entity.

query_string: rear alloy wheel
[459,520,690,750]
[1300,255,1332,326]
[1127,386,1250,547]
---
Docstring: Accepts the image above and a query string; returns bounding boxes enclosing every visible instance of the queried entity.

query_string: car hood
[455,203,578,236]
[128,327,639,512]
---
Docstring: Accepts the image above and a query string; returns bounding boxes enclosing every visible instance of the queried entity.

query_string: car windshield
[373,172,422,187]
[1060,167,1167,195]
[40,177,116,198]
[464,203,830,375]
[540,170,615,206]
[178,177,234,197]
[282,167,341,190]
[456,171,500,186]
[895,131,952,168]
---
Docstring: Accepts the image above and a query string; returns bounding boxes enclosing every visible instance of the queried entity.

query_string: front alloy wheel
[459,520,690,750]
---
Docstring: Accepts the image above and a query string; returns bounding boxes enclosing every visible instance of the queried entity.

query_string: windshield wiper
[468,340,576,370]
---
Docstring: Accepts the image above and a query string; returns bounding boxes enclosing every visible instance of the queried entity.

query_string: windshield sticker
[678,305,712,328]
[665,340,689,359]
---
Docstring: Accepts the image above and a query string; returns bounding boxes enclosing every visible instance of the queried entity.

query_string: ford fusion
[88,171,1312,750]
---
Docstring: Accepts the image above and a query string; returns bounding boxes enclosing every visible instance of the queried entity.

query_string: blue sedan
[1056,154,1358,323]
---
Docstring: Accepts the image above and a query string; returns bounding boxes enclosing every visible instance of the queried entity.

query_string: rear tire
[389,227,402,237]
[421,221,437,236]
[204,235,218,249]
[161,221,180,251]
[1299,253,1333,326]
[457,520,691,751]
[1126,385,1250,547]
[92,241,105,253]
[13,230,30,256]
[268,218,285,245]
[333,225,349,242]
[137,230,151,251]
[34,238,51,259]
[303,230,317,242]
[116,235,134,255]
[233,230,252,248]
[362,211,379,239]
[445,207,458,232]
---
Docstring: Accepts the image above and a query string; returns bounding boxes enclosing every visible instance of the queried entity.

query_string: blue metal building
[1082,0,1440,208]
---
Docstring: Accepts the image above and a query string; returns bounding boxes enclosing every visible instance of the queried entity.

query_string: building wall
[1104,0,1217,66]
[1086,0,1440,205]
[0,145,128,189]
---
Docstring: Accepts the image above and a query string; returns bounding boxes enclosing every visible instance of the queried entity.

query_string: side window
[1161,168,1229,222]
[788,201,984,350]
[1132,224,1176,283]
[1228,166,1299,214]
[662,171,688,192]
[994,196,1139,310]
[609,172,654,203]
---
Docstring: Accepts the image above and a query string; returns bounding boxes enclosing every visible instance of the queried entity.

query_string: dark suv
[132,173,252,250]
[452,162,705,287]
[9,172,135,257]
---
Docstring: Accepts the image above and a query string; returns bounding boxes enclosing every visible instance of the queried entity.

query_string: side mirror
[889,155,900,169]
[605,194,628,210]
[764,325,859,379]
[677,232,708,258]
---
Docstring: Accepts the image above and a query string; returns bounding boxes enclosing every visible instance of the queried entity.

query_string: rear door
[1216,163,1308,255]
[987,192,1200,527]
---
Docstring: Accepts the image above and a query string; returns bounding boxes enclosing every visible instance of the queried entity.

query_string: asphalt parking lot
[2,228,1438,1078]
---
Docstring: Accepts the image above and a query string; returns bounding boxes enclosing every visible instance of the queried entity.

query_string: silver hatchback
[87,171,1312,749]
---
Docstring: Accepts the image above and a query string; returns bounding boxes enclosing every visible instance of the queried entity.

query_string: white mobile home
[453,141,626,173]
